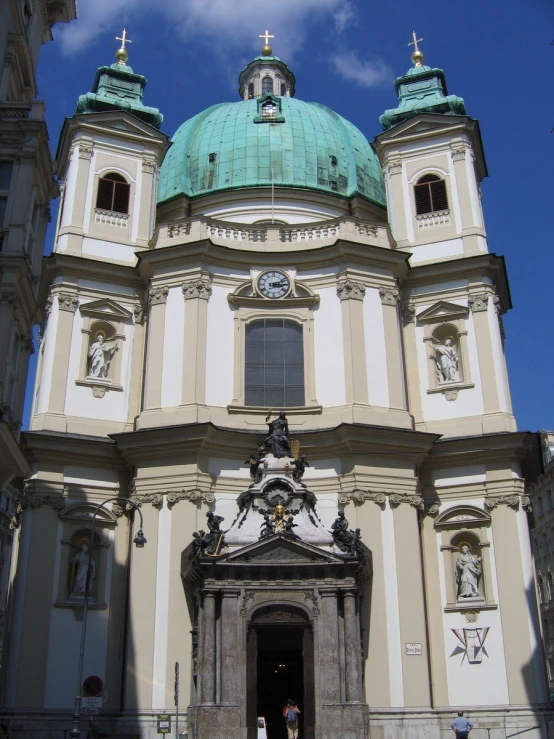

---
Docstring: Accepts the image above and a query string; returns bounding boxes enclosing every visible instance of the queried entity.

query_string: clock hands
[268,280,288,288]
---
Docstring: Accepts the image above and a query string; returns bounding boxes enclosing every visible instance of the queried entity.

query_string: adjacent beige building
[1,37,550,739]
[0,0,76,666]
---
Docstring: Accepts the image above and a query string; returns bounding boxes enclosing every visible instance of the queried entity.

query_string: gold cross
[408,30,423,53]
[116,28,132,50]
[259,30,275,46]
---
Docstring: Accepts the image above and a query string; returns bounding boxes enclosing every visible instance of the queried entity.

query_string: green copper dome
[158,97,386,206]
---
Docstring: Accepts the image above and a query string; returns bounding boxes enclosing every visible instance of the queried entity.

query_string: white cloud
[61,0,359,60]
[331,50,391,88]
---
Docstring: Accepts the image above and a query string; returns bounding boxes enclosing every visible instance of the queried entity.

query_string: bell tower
[374,36,515,437]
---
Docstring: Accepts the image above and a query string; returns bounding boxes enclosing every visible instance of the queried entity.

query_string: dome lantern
[238,32,296,100]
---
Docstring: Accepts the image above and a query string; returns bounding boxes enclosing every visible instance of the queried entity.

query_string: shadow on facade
[0,482,142,739]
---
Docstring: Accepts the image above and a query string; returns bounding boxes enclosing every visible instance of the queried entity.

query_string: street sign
[82,696,103,715]
[405,643,422,655]
[157,714,172,734]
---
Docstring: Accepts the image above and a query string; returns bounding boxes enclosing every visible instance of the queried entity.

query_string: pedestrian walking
[451,711,472,739]
[283,698,301,739]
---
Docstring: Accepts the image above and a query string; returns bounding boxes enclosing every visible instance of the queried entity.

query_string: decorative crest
[259,29,275,56]
[115,28,132,65]
[408,30,424,67]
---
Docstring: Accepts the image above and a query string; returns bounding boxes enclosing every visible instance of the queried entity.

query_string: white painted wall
[64,302,133,422]
[313,287,346,407]
[82,237,138,265]
[435,499,510,706]
[363,288,389,408]
[161,287,185,408]
[432,466,487,488]
[416,306,485,421]
[408,238,464,265]
[205,285,235,407]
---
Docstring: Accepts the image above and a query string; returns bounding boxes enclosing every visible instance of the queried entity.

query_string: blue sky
[26,0,553,432]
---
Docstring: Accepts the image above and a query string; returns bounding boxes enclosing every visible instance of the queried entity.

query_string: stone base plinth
[187,703,241,739]
[321,702,369,739]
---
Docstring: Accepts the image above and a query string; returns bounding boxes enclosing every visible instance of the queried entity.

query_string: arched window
[414,174,448,215]
[245,319,304,407]
[262,101,277,120]
[262,76,273,94]
[280,83,286,96]
[96,173,130,214]
[248,83,254,99]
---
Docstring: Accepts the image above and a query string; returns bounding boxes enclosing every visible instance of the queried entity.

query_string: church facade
[1,34,550,739]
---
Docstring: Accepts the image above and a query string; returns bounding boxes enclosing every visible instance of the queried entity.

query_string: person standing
[451,711,472,739]
[283,699,300,739]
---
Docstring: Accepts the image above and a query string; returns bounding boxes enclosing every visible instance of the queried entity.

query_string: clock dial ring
[257,270,291,299]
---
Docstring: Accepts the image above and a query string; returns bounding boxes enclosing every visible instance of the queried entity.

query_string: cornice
[423,431,533,470]
[137,238,410,282]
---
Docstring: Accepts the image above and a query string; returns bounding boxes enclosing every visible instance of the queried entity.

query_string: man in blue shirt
[451,711,473,738]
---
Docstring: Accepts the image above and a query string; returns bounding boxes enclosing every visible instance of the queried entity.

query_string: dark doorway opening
[257,627,304,739]
[247,609,315,739]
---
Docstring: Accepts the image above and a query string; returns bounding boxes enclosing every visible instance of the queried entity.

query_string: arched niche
[435,505,496,612]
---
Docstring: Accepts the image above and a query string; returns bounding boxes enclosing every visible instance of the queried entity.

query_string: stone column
[201,592,217,704]
[181,279,211,406]
[319,589,341,702]
[220,590,240,703]
[336,279,368,406]
[343,590,362,702]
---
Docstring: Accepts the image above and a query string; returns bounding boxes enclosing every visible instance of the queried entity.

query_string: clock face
[257,270,291,299]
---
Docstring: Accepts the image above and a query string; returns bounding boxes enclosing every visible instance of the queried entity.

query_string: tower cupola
[379,32,465,130]
[238,31,296,100]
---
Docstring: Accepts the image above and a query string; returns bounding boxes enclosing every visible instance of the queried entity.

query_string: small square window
[208,153,216,163]
[329,179,338,191]
[330,155,337,167]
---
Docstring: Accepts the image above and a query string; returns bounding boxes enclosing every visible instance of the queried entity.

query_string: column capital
[148,285,169,305]
[337,279,365,302]
[182,279,212,301]
[389,493,423,509]
[221,589,241,598]
[485,494,531,512]
[379,285,400,306]
[469,293,489,313]
[57,293,78,313]
[338,489,386,506]
[78,143,93,161]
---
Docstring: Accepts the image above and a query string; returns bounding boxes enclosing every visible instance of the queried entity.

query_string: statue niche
[430,324,462,385]
[87,321,118,381]
[451,533,483,602]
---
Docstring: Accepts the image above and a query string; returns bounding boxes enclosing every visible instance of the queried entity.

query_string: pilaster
[468,291,503,428]
[200,592,217,704]
[337,279,368,405]
[181,279,211,406]
[379,285,406,410]
[319,589,341,702]
[47,291,78,419]
[143,286,168,410]
[220,590,240,703]
[343,590,362,702]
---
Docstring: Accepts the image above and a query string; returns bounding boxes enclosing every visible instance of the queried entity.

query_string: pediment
[416,300,468,324]
[225,535,337,564]
[76,110,166,140]
[79,299,133,321]
[381,113,467,140]
[434,505,491,530]
[59,503,118,526]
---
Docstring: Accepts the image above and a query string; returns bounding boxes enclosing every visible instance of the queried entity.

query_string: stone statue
[284,515,298,539]
[70,542,95,596]
[264,412,291,458]
[260,510,274,538]
[455,544,482,598]
[292,455,310,482]
[192,512,226,556]
[88,333,117,378]
[246,444,266,480]
[331,512,362,557]
[432,338,460,383]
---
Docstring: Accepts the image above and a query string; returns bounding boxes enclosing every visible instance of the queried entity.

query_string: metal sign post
[174,661,179,739]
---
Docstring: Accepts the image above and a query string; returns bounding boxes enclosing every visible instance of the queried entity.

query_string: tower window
[248,83,254,99]
[280,83,286,96]
[245,319,304,407]
[330,155,337,167]
[208,153,217,163]
[262,76,274,95]
[96,173,130,214]
[414,174,448,215]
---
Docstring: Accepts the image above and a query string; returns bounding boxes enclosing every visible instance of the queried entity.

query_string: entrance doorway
[247,608,315,739]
